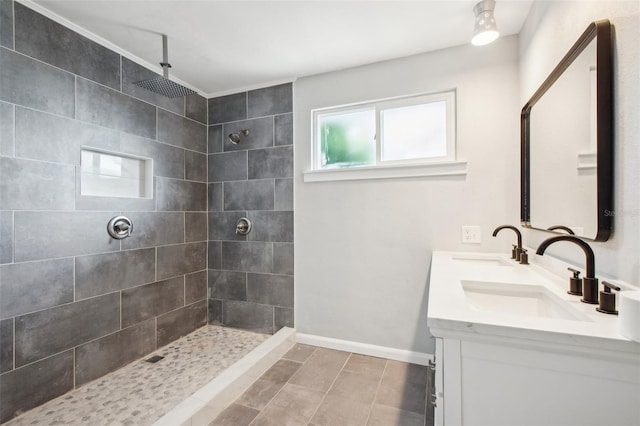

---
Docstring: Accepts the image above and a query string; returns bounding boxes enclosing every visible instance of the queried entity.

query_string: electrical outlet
[462,226,481,244]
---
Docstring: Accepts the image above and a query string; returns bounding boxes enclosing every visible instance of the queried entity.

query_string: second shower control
[235,217,252,235]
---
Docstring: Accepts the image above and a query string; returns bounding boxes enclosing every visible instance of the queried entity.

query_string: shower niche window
[81,148,153,198]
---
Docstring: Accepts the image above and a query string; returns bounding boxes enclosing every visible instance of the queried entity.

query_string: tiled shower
[0,1,294,423]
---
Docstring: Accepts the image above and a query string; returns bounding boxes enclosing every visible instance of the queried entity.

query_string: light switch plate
[462,226,481,244]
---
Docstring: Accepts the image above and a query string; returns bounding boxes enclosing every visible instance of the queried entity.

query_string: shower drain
[145,355,165,363]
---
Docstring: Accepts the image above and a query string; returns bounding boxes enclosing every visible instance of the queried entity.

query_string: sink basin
[451,254,512,267]
[461,280,589,321]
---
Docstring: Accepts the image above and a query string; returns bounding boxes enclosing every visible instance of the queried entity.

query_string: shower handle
[108,216,133,240]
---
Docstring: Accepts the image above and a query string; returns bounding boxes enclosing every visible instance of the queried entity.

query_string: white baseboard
[296,333,433,366]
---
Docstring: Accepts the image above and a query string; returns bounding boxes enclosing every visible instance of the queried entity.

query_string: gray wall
[207,84,294,334]
[0,2,208,422]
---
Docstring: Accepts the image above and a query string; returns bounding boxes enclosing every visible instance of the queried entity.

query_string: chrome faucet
[492,225,523,261]
[536,235,599,304]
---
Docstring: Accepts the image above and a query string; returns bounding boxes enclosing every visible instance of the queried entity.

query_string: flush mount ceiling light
[471,0,499,46]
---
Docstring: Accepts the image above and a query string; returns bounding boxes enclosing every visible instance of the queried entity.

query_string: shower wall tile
[186,93,207,124]
[15,107,120,165]
[224,179,275,211]
[223,117,273,152]
[157,109,207,153]
[185,212,207,243]
[75,183,157,212]
[120,212,184,250]
[0,317,14,373]
[247,273,294,307]
[209,211,247,241]
[0,157,75,211]
[14,293,119,366]
[248,146,293,179]
[207,299,222,325]
[76,77,156,139]
[75,248,156,300]
[156,300,207,347]
[248,83,293,118]
[0,258,74,319]
[274,113,293,146]
[208,124,223,153]
[0,48,75,117]
[185,270,207,304]
[208,241,222,270]
[157,242,207,280]
[0,101,14,156]
[275,178,293,211]
[0,350,73,424]
[222,300,273,334]
[221,241,272,273]
[14,211,120,262]
[14,3,120,90]
[185,150,207,182]
[157,177,206,212]
[208,151,248,182]
[247,211,294,243]
[75,319,155,387]
[273,243,294,276]
[121,57,184,115]
[209,270,247,301]
[122,277,184,327]
[0,0,13,48]
[208,92,247,125]
[208,183,223,212]
[0,211,13,264]
[120,133,184,179]
[274,307,294,329]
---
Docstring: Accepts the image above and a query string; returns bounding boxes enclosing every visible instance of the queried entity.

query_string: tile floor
[211,344,428,426]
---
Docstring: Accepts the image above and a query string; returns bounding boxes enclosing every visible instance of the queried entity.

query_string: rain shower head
[133,34,196,98]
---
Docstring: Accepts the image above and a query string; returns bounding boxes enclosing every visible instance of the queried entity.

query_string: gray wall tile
[15,107,120,165]
[208,241,222,270]
[273,243,294,276]
[157,242,206,280]
[208,92,246,125]
[208,298,222,325]
[209,211,247,241]
[0,157,75,211]
[223,300,273,334]
[248,83,293,118]
[122,277,184,327]
[157,109,207,153]
[0,0,13,48]
[75,319,155,387]
[274,113,293,146]
[121,133,184,179]
[275,178,293,211]
[121,57,184,115]
[248,146,293,179]
[185,150,207,182]
[0,351,73,424]
[247,273,294,307]
[0,317,13,373]
[157,177,206,212]
[209,270,247,301]
[221,241,272,273]
[75,176,157,212]
[185,270,207,305]
[76,77,156,139]
[208,125,223,153]
[0,48,75,117]
[224,180,274,211]
[14,3,120,89]
[247,211,294,243]
[0,258,73,319]
[223,117,273,152]
[185,212,207,242]
[157,300,207,347]
[14,211,120,262]
[0,211,13,264]
[274,307,294,329]
[120,212,184,250]
[75,248,156,300]
[208,183,223,212]
[185,93,207,124]
[208,151,247,182]
[0,101,14,156]
[14,293,119,366]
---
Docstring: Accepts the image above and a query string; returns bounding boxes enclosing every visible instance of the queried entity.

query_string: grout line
[11,0,15,50]
[306,352,352,424]
[364,359,388,425]
[12,317,15,370]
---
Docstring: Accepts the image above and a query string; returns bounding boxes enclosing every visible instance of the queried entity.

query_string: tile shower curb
[154,326,296,426]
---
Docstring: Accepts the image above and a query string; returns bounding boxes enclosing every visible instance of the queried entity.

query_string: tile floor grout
[363,357,390,426]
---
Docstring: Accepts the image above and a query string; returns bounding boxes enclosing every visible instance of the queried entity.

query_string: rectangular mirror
[521,20,613,241]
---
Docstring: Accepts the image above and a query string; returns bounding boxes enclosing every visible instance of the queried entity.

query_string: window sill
[303,160,467,183]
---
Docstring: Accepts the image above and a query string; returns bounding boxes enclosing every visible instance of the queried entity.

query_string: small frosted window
[319,109,376,169]
[81,149,152,198]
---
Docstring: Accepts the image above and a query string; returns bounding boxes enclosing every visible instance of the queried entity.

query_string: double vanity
[427,250,640,426]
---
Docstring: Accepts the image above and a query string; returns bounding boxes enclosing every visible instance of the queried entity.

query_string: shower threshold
[5,326,296,426]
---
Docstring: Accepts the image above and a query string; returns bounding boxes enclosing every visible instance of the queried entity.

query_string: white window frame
[305,90,466,182]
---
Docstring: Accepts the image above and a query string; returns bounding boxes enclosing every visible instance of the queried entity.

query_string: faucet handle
[519,249,529,265]
[601,281,621,293]
[567,267,582,296]
[597,281,620,315]
[567,267,581,278]
[511,245,518,260]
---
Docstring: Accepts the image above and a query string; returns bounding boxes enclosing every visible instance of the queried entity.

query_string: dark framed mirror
[521,20,613,241]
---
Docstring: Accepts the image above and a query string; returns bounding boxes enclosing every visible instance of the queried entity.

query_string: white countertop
[427,251,640,356]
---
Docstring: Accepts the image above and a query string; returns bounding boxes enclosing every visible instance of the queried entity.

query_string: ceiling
[30,0,533,97]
